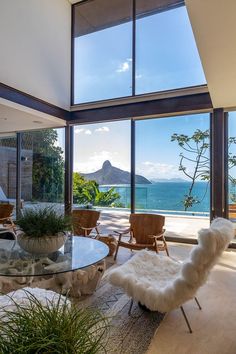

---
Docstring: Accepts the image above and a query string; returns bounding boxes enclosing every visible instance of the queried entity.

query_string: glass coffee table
[0,236,109,277]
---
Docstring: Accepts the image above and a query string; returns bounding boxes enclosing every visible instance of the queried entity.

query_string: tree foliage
[24,130,64,202]
[73,172,121,207]
[172,129,236,210]
[171,129,210,211]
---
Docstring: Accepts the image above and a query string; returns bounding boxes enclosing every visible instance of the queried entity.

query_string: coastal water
[100,182,210,216]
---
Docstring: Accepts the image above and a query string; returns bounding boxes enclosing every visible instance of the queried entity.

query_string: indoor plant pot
[17,232,67,254]
[16,207,72,255]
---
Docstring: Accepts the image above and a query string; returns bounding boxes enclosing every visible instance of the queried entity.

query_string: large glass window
[0,135,17,212]
[21,129,65,213]
[72,0,206,104]
[135,3,206,94]
[228,112,236,221]
[73,121,131,210]
[73,0,133,104]
[135,114,210,238]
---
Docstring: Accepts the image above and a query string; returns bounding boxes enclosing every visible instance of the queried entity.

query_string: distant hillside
[82,160,151,185]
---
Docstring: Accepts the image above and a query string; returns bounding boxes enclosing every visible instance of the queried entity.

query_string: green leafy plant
[0,291,109,354]
[171,129,210,211]
[73,172,121,207]
[16,207,72,237]
[171,129,236,210]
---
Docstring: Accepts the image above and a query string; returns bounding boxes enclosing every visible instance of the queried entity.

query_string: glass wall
[135,2,206,94]
[73,0,133,103]
[228,112,236,221]
[72,0,206,104]
[0,135,17,211]
[135,114,210,237]
[73,121,131,209]
[21,128,65,213]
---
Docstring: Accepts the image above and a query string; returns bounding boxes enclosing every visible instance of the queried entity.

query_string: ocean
[99,182,210,216]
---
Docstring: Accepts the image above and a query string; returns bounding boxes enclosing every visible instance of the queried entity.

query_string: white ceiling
[186,0,236,109]
[0,98,66,136]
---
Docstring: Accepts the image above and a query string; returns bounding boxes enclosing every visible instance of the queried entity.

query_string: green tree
[24,130,64,202]
[73,172,121,207]
[171,129,210,211]
[172,129,236,210]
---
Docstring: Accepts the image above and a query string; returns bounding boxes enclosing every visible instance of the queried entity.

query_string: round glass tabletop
[0,236,109,277]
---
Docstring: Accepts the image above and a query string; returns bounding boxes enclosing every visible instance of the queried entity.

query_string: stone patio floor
[98,209,210,239]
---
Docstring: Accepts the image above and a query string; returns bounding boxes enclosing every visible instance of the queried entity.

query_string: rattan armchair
[0,203,16,234]
[114,213,169,260]
[72,209,101,237]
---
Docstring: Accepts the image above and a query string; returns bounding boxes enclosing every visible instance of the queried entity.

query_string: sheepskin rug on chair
[109,218,234,313]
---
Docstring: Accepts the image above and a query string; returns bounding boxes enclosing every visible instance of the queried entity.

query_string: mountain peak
[102,160,112,169]
[82,160,151,185]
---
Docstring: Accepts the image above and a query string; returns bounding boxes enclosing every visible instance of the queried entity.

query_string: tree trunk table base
[0,260,106,298]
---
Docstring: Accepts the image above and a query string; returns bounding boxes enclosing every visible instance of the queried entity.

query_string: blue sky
[72,113,209,181]
[69,5,209,180]
[74,5,206,103]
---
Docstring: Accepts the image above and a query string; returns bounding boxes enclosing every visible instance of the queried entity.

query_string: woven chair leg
[114,244,119,261]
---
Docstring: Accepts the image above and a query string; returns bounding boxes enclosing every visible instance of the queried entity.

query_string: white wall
[0,0,71,110]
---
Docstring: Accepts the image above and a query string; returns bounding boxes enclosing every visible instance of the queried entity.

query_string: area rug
[76,260,165,354]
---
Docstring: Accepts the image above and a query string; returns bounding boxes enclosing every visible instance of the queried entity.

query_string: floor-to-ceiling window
[228,112,236,222]
[135,113,210,238]
[21,128,65,213]
[73,121,131,212]
[0,135,17,210]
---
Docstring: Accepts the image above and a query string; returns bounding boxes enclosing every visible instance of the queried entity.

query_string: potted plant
[0,291,108,353]
[16,207,72,254]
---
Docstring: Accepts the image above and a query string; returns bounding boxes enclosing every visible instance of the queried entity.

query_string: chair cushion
[110,250,181,312]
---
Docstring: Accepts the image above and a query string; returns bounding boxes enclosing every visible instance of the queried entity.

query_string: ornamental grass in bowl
[16,207,72,254]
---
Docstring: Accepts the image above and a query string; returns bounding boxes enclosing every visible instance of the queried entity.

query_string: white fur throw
[109,218,234,312]
[0,287,69,316]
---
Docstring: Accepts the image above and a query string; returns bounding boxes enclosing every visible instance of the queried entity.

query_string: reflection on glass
[228,112,236,220]
[135,4,206,94]
[135,114,210,218]
[73,121,131,209]
[0,135,17,206]
[21,129,65,212]
[73,0,132,104]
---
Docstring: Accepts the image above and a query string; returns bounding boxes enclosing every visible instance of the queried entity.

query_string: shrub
[16,207,72,237]
[0,291,108,354]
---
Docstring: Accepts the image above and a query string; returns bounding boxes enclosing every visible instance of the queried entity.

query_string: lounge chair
[109,218,234,333]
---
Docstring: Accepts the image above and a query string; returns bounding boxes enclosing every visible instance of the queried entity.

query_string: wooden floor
[139,243,236,354]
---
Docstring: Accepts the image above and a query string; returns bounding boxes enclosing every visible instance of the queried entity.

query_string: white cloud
[136,74,142,79]
[95,126,110,133]
[74,150,129,174]
[137,161,184,180]
[74,128,92,135]
[84,129,92,135]
[116,60,130,73]
[74,128,84,134]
